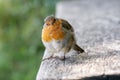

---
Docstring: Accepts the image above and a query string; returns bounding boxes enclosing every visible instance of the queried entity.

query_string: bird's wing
[60,19,74,32]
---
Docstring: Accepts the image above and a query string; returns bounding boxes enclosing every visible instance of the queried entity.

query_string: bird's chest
[42,25,66,52]
[42,25,65,42]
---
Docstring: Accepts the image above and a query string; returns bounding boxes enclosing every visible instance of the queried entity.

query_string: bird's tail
[73,44,84,53]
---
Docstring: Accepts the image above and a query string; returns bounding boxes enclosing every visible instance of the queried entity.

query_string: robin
[42,15,84,60]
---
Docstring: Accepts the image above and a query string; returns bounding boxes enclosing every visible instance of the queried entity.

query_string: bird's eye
[46,23,50,26]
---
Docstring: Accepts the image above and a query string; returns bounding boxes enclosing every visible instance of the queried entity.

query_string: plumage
[42,15,84,60]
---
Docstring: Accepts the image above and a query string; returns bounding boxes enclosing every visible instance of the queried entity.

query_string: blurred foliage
[0,0,59,80]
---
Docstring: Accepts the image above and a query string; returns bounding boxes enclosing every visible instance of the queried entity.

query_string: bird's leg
[54,50,66,60]
[62,55,66,60]
[42,53,56,61]
[57,55,65,60]
[42,54,66,61]
[42,54,56,61]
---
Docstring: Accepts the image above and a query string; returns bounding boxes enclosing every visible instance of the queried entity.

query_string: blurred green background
[0,0,59,80]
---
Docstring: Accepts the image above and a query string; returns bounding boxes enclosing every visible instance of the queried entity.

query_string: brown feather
[60,19,74,32]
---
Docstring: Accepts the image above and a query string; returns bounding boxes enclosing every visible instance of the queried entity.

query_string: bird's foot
[42,56,55,61]
[42,56,66,61]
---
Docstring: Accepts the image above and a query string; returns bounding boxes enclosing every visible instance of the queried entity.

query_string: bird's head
[44,15,56,27]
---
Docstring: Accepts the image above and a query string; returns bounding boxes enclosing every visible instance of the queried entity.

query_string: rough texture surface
[36,0,120,79]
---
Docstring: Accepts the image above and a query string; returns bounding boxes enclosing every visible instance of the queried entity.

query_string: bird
[41,15,84,61]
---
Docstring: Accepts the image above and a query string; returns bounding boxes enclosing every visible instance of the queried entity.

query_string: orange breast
[42,20,65,42]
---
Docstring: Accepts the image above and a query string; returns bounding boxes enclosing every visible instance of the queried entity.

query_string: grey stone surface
[36,0,120,79]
